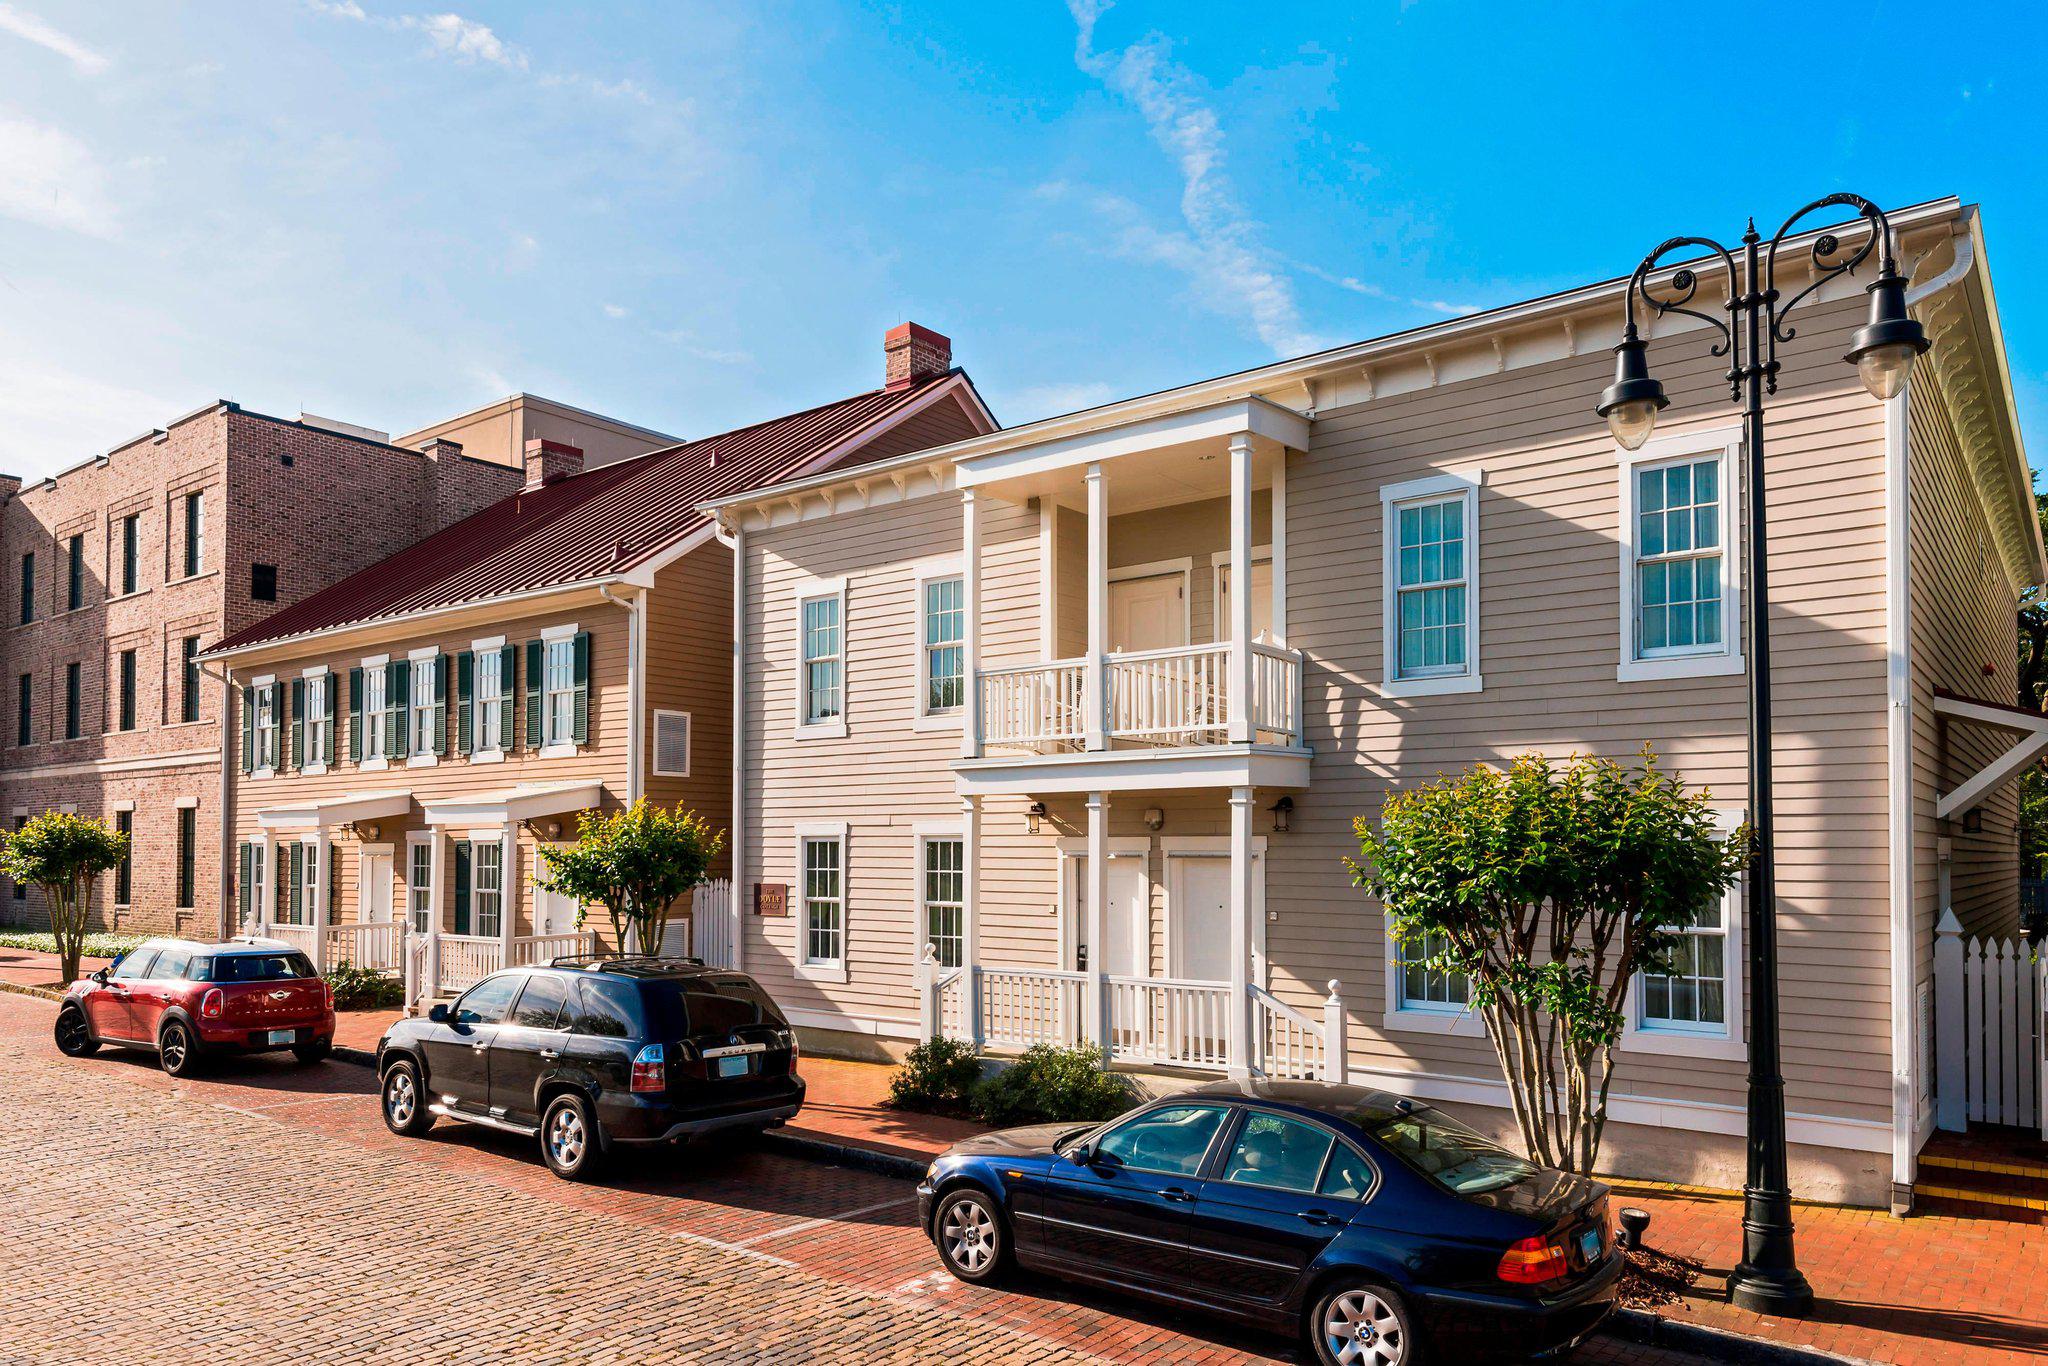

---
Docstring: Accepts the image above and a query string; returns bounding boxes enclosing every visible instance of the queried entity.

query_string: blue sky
[1,1,2043,481]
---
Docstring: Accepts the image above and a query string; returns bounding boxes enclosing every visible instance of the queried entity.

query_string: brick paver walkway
[0,944,110,991]
[0,992,1698,1364]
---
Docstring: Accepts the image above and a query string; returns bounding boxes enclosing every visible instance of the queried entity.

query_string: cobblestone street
[0,993,1702,1364]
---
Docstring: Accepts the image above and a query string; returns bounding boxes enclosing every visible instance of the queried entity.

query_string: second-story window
[409,655,443,756]
[252,683,277,769]
[800,592,843,728]
[473,648,503,752]
[251,564,277,602]
[544,638,576,745]
[19,551,33,625]
[181,637,201,723]
[304,673,330,764]
[920,576,964,715]
[116,648,136,732]
[66,534,83,612]
[119,514,139,595]
[362,666,388,761]
[183,492,204,578]
[1379,471,1482,697]
[64,661,81,740]
[16,673,30,746]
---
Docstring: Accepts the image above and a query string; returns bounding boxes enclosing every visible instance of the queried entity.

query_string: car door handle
[1296,1209,1341,1226]
[1160,1187,1194,1203]
[472,1043,488,1053]
[538,1049,559,1060]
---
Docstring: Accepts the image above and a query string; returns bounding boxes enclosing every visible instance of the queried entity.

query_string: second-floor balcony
[950,397,1314,796]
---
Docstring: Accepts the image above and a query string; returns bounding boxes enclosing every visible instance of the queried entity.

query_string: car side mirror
[89,968,109,985]
[1066,1142,1095,1167]
[427,1004,451,1024]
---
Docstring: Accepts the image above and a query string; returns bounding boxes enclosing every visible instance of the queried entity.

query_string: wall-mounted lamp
[360,822,379,841]
[1143,807,1165,832]
[1026,801,1047,836]
[1962,807,1984,834]
[1270,796,1294,833]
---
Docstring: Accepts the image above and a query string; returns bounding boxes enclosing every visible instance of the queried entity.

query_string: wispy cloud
[310,3,664,96]
[406,11,526,71]
[0,4,108,75]
[601,302,628,319]
[1064,0,1323,358]
[1293,260,1479,317]
[653,330,752,366]
[0,115,116,237]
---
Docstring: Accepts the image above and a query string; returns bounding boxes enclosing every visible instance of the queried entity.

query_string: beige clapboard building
[704,198,2041,1208]
[203,326,993,1002]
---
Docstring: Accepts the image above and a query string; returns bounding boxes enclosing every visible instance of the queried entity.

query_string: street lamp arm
[1626,235,1740,365]
[1764,194,1895,358]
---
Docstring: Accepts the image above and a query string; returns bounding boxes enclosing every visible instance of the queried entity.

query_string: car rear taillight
[1497,1235,1570,1286]
[630,1043,665,1093]
[200,988,225,1019]
[321,979,334,1009]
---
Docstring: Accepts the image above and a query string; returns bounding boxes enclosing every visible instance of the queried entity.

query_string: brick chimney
[417,437,464,461]
[523,438,584,490]
[884,322,952,390]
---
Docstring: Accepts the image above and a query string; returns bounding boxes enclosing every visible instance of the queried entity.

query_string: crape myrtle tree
[0,811,128,986]
[1350,749,1746,1175]
[536,800,724,954]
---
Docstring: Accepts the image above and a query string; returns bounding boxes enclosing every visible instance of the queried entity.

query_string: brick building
[1,395,674,936]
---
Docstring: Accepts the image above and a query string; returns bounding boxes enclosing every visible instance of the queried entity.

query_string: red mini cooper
[55,937,336,1077]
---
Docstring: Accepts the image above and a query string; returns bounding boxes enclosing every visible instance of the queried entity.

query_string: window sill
[406,754,439,769]
[1623,1026,1746,1060]
[1617,653,1745,683]
[468,748,506,765]
[161,719,208,730]
[302,761,328,777]
[251,767,275,781]
[910,710,964,734]
[794,720,848,741]
[651,766,691,779]
[167,570,218,587]
[1378,673,1483,700]
[538,742,578,759]
[1382,1006,1485,1037]
[360,757,390,772]
[106,588,150,604]
[796,959,850,984]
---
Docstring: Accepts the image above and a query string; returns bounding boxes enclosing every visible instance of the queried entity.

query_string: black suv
[374,955,804,1180]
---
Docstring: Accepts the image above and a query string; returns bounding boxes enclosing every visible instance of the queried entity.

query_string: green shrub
[0,931,146,960]
[888,1037,984,1113]
[971,1044,1135,1128]
[325,960,404,1010]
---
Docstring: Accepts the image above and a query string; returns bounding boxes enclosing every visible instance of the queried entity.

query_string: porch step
[1914,1130,2048,1224]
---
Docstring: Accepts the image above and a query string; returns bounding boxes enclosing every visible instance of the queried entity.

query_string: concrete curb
[333,1045,378,1070]
[0,980,64,1003]
[1606,1307,1872,1365]
[761,1129,928,1181]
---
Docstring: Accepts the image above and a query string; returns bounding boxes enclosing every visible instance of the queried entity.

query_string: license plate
[267,1029,297,1045]
[1579,1227,1604,1262]
[715,1055,750,1079]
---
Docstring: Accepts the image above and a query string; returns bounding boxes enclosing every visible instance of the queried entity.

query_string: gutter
[197,657,238,941]
[714,513,746,970]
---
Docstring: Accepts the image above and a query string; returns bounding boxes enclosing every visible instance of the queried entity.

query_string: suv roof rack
[548,952,706,971]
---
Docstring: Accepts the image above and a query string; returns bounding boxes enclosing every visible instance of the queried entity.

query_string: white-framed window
[1616,428,1743,682]
[409,654,439,758]
[473,647,503,754]
[794,579,848,738]
[544,638,577,746]
[249,843,268,927]
[918,574,964,718]
[474,839,504,938]
[652,709,691,777]
[795,822,847,979]
[1383,919,1483,1037]
[921,835,965,968]
[362,664,388,763]
[1379,470,1482,697]
[1624,807,1745,1059]
[252,680,278,772]
[303,671,330,770]
[407,837,434,935]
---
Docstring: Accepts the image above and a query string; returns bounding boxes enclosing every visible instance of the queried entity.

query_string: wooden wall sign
[754,882,789,917]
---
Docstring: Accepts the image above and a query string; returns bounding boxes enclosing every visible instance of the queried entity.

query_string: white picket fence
[1934,911,2047,1136]
[692,878,736,967]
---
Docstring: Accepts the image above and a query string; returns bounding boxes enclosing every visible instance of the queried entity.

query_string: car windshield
[1364,1104,1537,1196]
[193,952,315,982]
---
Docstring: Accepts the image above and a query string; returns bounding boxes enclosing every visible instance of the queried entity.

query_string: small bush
[0,930,146,960]
[971,1044,1134,1128]
[325,960,404,1010]
[888,1037,984,1114]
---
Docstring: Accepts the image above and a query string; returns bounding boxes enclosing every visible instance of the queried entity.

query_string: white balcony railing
[981,658,1087,750]
[1109,644,1229,744]
[1108,976,1231,1069]
[1250,642,1302,746]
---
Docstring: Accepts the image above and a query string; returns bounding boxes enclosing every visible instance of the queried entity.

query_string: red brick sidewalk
[0,945,110,992]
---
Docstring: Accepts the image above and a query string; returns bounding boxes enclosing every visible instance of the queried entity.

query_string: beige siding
[643,541,735,873]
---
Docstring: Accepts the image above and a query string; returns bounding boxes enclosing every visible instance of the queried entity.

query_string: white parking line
[213,1092,362,1114]
[671,1227,799,1268]
[737,1194,914,1246]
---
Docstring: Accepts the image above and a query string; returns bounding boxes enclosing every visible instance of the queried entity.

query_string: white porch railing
[256,922,321,962]
[434,934,505,995]
[1108,976,1230,1068]
[1934,912,2045,1136]
[324,921,401,974]
[511,931,595,966]
[981,659,1087,750]
[920,964,1346,1081]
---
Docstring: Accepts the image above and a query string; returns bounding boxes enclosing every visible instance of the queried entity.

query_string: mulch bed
[1616,1244,1703,1310]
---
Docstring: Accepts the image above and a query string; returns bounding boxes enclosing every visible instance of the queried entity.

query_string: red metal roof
[214,372,970,654]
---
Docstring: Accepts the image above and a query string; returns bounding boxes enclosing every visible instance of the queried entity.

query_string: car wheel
[541,1093,606,1181]
[1309,1280,1418,1366]
[158,1021,202,1078]
[292,1041,332,1065]
[933,1188,1010,1284]
[53,1007,99,1057]
[381,1058,435,1137]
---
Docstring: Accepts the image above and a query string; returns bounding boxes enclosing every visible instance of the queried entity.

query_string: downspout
[199,659,237,941]
[1882,229,1976,1211]
[714,513,745,971]
[598,584,643,805]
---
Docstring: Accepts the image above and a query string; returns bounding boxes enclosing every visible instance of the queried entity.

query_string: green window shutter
[453,840,472,935]
[323,681,338,764]
[348,668,364,763]
[289,843,304,922]
[328,843,338,916]
[524,639,543,750]
[237,843,252,921]
[455,650,474,756]
[571,631,591,745]
[433,653,448,757]
[240,687,255,774]
[387,661,408,758]
[289,678,305,770]
[497,644,516,747]
[268,684,284,767]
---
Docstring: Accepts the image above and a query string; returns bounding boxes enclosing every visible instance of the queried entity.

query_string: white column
[1085,792,1110,1051]
[1228,434,1256,744]
[1228,786,1255,1077]
[962,795,983,1047]
[500,828,517,966]
[256,833,273,934]
[1084,464,1109,751]
[728,519,748,972]
[1270,445,1288,647]
[961,491,983,760]
[310,830,332,972]
[427,829,446,995]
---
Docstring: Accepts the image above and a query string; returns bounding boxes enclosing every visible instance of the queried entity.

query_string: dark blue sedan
[916,1079,1620,1364]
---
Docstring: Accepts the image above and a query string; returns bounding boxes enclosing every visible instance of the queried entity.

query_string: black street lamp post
[1596,194,1929,1318]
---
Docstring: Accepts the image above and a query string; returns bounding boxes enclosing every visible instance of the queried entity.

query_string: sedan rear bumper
[1415,1255,1622,1359]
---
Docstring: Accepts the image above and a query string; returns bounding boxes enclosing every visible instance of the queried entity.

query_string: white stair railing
[1251,981,1346,1081]
[435,934,504,995]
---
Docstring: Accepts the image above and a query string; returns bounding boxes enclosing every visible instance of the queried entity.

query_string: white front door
[1109,572,1187,653]
[1167,848,1265,983]
[534,856,579,938]
[1216,558,1273,642]
[359,849,394,923]
[1066,849,1149,977]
